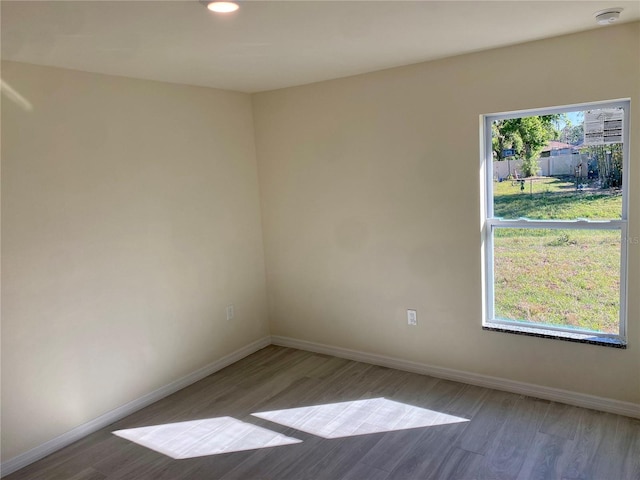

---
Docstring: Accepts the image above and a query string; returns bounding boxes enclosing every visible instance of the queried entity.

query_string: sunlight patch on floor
[252,397,469,439]
[113,417,302,459]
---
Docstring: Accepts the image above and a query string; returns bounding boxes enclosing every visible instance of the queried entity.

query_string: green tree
[560,123,584,146]
[581,143,623,188]
[493,114,562,177]
[492,120,521,161]
[492,120,522,177]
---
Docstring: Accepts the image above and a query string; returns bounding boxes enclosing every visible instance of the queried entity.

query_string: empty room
[1,1,639,479]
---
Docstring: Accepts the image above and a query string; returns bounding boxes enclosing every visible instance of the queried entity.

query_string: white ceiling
[2,1,639,93]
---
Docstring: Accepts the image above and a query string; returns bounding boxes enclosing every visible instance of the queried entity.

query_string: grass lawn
[492,177,623,334]
[493,176,622,220]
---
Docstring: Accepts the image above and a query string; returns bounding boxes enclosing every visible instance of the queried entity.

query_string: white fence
[493,154,590,180]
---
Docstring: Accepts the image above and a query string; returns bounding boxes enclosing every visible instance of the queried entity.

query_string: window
[481,100,629,347]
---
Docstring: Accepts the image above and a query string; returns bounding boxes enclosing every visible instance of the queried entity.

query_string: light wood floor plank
[475,396,550,479]
[516,431,572,480]
[426,446,485,480]
[538,401,582,440]
[385,422,470,479]
[561,410,618,479]
[619,417,640,479]
[341,461,389,480]
[6,346,638,480]
[458,389,520,455]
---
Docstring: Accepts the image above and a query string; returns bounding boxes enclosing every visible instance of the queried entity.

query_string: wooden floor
[7,346,640,480]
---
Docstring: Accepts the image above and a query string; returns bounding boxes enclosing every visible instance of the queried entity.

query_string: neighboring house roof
[542,140,576,152]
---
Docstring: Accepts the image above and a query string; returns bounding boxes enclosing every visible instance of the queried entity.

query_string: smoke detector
[594,8,623,25]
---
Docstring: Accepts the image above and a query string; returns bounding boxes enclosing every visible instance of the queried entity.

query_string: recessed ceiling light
[207,1,239,13]
[594,8,623,25]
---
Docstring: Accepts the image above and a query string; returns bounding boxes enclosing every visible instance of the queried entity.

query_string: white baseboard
[271,335,640,419]
[4,333,638,477]
[0,336,271,478]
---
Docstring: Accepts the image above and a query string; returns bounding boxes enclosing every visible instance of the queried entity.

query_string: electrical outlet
[407,309,417,326]
[226,305,234,321]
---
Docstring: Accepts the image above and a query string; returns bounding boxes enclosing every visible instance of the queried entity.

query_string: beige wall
[2,22,639,466]
[253,23,640,404]
[1,61,269,460]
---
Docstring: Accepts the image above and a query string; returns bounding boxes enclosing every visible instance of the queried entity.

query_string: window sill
[482,322,626,349]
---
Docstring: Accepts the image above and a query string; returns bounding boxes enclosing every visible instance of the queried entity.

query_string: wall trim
[271,335,640,419]
[0,336,272,478]
[5,333,639,477]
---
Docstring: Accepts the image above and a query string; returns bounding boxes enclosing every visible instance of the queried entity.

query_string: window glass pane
[491,109,624,220]
[493,228,621,334]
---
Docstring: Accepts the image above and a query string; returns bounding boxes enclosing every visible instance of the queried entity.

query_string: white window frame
[481,99,630,344]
